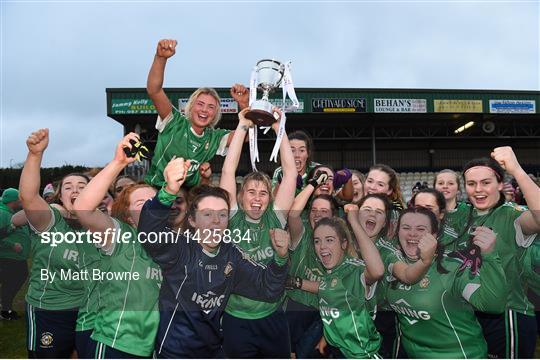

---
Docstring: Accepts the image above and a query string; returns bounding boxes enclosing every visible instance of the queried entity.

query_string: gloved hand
[123,139,152,160]
[308,170,328,188]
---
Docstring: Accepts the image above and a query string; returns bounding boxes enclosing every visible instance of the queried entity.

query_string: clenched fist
[156,39,177,59]
[418,233,437,264]
[164,157,190,195]
[26,128,49,155]
[491,146,522,176]
[269,228,290,258]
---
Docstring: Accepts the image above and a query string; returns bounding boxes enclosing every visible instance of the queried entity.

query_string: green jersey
[287,226,326,308]
[225,205,286,319]
[318,256,381,359]
[26,207,86,310]
[521,235,540,295]
[145,109,230,188]
[440,202,471,251]
[75,240,101,332]
[469,203,535,315]
[373,238,404,312]
[0,203,31,260]
[91,220,161,357]
[386,253,507,359]
[271,161,319,196]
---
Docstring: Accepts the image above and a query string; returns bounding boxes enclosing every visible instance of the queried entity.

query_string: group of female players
[11,38,539,359]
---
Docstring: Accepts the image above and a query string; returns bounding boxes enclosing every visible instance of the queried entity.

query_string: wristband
[274,252,288,266]
[285,276,303,290]
[158,186,177,207]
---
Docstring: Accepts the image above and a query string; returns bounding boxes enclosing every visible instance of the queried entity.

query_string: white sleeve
[229,203,239,220]
[289,226,305,251]
[27,207,55,234]
[155,112,174,133]
[462,283,481,302]
[96,219,120,256]
[514,217,536,248]
[271,207,287,229]
[215,133,230,156]
[361,272,378,300]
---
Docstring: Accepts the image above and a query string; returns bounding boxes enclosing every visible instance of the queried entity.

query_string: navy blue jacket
[138,196,288,358]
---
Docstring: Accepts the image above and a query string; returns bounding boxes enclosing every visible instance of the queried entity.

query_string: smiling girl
[313,217,383,358]
[386,207,507,358]
[460,147,540,359]
[219,107,297,357]
[20,129,100,358]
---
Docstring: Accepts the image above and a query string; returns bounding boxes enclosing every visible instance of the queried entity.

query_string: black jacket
[138,195,288,358]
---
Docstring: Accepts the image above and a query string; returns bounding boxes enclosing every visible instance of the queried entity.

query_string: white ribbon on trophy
[246,60,298,170]
[248,66,260,171]
[269,62,299,162]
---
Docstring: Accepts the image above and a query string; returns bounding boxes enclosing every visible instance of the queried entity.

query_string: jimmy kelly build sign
[312,98,367,113]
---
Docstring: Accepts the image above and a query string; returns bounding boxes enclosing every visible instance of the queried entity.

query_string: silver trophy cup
[245,59,285,126]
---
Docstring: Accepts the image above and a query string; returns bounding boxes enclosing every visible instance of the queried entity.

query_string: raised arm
[230,83,249,110]
[147,39,177,120]
[273,111,297,212]
[346,205,384,285]
[288,172,328,248]
[219,108,252,209]
[19,129,53,232]
[392,233,436,284]
[73,133,139,248]
[138,158,190,268]
[491,146,540,234]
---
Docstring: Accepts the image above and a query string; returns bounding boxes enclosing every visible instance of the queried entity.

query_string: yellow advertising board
[434,99,483,113]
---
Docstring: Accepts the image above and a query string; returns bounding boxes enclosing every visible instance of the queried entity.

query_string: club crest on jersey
[419,277,430,288]
[331,278,338,288]
[40,332,53,348]
[204,142,209,150]
[224,262,233,277]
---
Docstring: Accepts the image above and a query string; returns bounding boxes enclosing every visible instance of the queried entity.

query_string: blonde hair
[184,87,222,128]
[239,172,274,204]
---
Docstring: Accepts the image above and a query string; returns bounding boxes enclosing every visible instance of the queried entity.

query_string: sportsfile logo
[191,291,225,312]
[390,298,431,325]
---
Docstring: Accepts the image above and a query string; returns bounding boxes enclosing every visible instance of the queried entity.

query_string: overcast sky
[1,0,539,167]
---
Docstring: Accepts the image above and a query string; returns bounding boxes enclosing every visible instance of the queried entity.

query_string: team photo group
[1,39,539,359]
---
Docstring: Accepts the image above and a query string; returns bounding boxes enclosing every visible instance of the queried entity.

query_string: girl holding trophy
[219,107,297,358]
